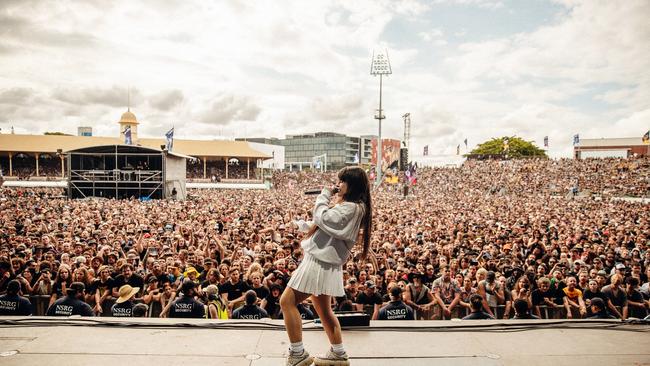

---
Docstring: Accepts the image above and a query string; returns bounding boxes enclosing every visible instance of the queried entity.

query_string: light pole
[370,49,392,187]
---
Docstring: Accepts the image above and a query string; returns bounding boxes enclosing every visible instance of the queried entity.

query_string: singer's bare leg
[280,287,311,343]
[310,294,342,345]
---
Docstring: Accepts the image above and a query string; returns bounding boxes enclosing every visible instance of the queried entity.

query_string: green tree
[468,136,547,158]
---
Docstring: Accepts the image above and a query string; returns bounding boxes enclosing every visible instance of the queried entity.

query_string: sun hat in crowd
[184,267,199,278]
[116,285,139,304]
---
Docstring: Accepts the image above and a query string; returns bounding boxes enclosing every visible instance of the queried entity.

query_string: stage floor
[0,317,648,366]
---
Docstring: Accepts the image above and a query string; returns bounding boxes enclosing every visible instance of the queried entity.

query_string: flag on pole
[165,127,174,151]
[464,138,468,147]
[314,158,322,170]
[573,134,580,146]
[408,163,417,185]
[353,152,359,163]
[544,136,549,147]
[423,145,428,156]
[502,137,510,152]
[456,144,460,155]
[643,130,650,144]
[124,126,132,145]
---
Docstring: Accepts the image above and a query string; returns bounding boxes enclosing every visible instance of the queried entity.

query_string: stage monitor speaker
[314,312,370,327]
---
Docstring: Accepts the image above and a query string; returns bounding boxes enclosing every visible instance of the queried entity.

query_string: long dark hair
[338,166,372,260]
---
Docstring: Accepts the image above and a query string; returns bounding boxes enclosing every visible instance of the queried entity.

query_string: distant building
[77,127,92,137]
[574,138,649,159]
[359,135,375,165]
[249,132,358,171]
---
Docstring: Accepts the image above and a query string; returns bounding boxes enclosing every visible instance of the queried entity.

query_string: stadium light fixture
[370,49,392,187]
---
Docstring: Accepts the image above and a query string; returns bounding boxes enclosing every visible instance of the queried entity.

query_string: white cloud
[418,29,447,46]
[0,0,647,161]
[433,0,504,10]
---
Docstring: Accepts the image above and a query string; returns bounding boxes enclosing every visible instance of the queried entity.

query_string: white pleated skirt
[287,253,345,297]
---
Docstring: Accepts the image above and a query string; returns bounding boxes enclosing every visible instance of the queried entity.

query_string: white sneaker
[286,349,313,366]
[313,348,350,366]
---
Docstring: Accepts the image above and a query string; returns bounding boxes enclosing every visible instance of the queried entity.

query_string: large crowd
[0,156,648,320]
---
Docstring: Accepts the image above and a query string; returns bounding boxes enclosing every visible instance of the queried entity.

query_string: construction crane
[402,113,411,150]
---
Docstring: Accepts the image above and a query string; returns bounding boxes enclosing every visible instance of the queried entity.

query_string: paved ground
[0,317,648,366]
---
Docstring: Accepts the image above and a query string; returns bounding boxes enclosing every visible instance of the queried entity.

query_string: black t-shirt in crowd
[0,273,16,293]
[532,287,564,306]
[601,285,627,307]
[626,290,648,319]
[111,300,134,317]
[88,277,115,297]
[232,304,269,319]
[262,295,281,318]
[583,289,606,303]
[356,291,383,306]
[0,294,32,315]
[219,280,250,301]
[168,296,205,318]
[113,274,144,293]
[251,285,270,301]
[52,281,69,298]
[155,273,171,285]
[46,296,94,317]
[377,301,415,320]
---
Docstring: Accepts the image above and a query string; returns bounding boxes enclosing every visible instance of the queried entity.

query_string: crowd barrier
[28,295,623,319]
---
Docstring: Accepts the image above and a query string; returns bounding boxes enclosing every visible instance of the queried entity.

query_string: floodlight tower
[402,113,411,150]
[370,49,392,187]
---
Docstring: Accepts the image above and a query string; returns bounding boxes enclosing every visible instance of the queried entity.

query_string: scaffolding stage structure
[66,145,188,200]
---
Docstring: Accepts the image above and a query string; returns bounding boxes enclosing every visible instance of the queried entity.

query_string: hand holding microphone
[303,187,339,195]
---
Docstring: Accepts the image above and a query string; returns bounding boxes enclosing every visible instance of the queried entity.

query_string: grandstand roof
[0,134,271,159]
[577,137,646,147]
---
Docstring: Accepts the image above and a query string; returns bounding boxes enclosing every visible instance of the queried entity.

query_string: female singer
[281,166,372,366]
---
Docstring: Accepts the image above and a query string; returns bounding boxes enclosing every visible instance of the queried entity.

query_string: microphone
[304,187,339,195]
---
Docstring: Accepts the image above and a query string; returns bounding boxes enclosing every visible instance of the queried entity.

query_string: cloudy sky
[0,0,648,159]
